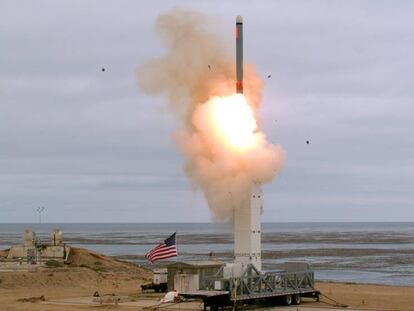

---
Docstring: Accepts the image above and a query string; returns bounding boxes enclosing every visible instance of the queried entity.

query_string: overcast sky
[1,0,413,222]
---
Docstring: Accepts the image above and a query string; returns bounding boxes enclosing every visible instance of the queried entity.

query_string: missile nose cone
[236,15,243,23]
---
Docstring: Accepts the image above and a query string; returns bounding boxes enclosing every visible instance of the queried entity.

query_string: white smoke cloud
[138,9,285,222]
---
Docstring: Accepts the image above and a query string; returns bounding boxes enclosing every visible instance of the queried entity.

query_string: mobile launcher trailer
[179,262,320,310]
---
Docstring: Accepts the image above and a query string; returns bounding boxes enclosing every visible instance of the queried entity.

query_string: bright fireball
[208,94,257,150]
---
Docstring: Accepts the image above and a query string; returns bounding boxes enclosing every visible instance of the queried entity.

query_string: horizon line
[0,221,413,224]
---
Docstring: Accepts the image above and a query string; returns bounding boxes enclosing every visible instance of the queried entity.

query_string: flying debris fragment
[101,68,106,72]
[208,65,211,70]
[267,74,271,78]
[306,140,310,144]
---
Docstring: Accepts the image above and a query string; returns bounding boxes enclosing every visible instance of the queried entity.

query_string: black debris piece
[306,140,310,144]
[267,74,271,78]
[101,68,105,72]
[208,65,211,70]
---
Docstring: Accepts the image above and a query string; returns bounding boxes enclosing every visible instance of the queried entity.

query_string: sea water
[0,222,413,286]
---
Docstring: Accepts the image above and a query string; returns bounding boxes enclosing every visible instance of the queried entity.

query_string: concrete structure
[174,273,200,293]
[153,268,168,285]
[234,183,262,272]
[51,229,63,246]
[167,261,223,291]
[23,229,36,247]
[7,229,70,263]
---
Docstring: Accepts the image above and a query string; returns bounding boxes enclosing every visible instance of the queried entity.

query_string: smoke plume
[138,9,285,222]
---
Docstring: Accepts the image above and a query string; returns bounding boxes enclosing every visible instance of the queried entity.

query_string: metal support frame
[201,264,315,301]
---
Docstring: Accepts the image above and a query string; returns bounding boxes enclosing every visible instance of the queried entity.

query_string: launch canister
[236,15,243,94]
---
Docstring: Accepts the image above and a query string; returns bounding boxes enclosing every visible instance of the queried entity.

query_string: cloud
[0,0,413,222]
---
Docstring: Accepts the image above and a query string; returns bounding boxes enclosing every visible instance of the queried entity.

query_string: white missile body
[233,16,263,273]
[234,183,262,272]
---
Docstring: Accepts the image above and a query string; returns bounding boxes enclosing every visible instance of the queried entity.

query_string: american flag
[145,232,178,264]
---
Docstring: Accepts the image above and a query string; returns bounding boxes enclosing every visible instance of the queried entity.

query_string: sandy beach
[1,248,414,311]
[316,282,414,310]
[2,277,414,310]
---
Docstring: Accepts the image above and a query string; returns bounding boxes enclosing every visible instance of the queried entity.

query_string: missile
[236,15,243,94]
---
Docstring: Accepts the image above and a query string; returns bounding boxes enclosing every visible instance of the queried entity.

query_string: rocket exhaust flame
[138,9,285,222]
[206,94,256,150]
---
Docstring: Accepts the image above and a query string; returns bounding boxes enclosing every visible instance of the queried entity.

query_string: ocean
[0,222,413,286]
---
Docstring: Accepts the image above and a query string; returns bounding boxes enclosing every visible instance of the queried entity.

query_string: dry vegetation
[0,248,9,259]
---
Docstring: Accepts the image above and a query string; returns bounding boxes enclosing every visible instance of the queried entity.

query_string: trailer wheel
[292,294,301,305]
[283,294,292,306]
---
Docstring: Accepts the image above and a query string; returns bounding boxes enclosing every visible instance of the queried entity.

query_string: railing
[201,264,315,298]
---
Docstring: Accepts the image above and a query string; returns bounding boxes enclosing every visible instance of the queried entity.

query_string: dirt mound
[0,247,151,292]
[67,247,150,277]
[0,245,152,311]
[0,249,9,258]
[0,267,112,290]
[0,246,151,278]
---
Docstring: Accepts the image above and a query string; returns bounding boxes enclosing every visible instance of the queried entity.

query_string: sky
[1,0,413,222]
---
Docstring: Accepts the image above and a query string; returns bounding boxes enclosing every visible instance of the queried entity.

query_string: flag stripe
[150,253,177,263]
[150,249,177,260]
[145,233,178,264]
[146,244,175,258]
[149,247,177,260]
[148,247,177,263]
[146,243,164,257]
[150,252,177,260]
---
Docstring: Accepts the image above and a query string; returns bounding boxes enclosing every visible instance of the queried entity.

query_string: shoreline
[2,246,414,288]
[316,279,414,288]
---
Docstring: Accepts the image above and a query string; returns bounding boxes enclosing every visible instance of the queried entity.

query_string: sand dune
[0,247,151,310]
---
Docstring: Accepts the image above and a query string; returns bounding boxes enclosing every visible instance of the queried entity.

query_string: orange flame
[206,94,257,151]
